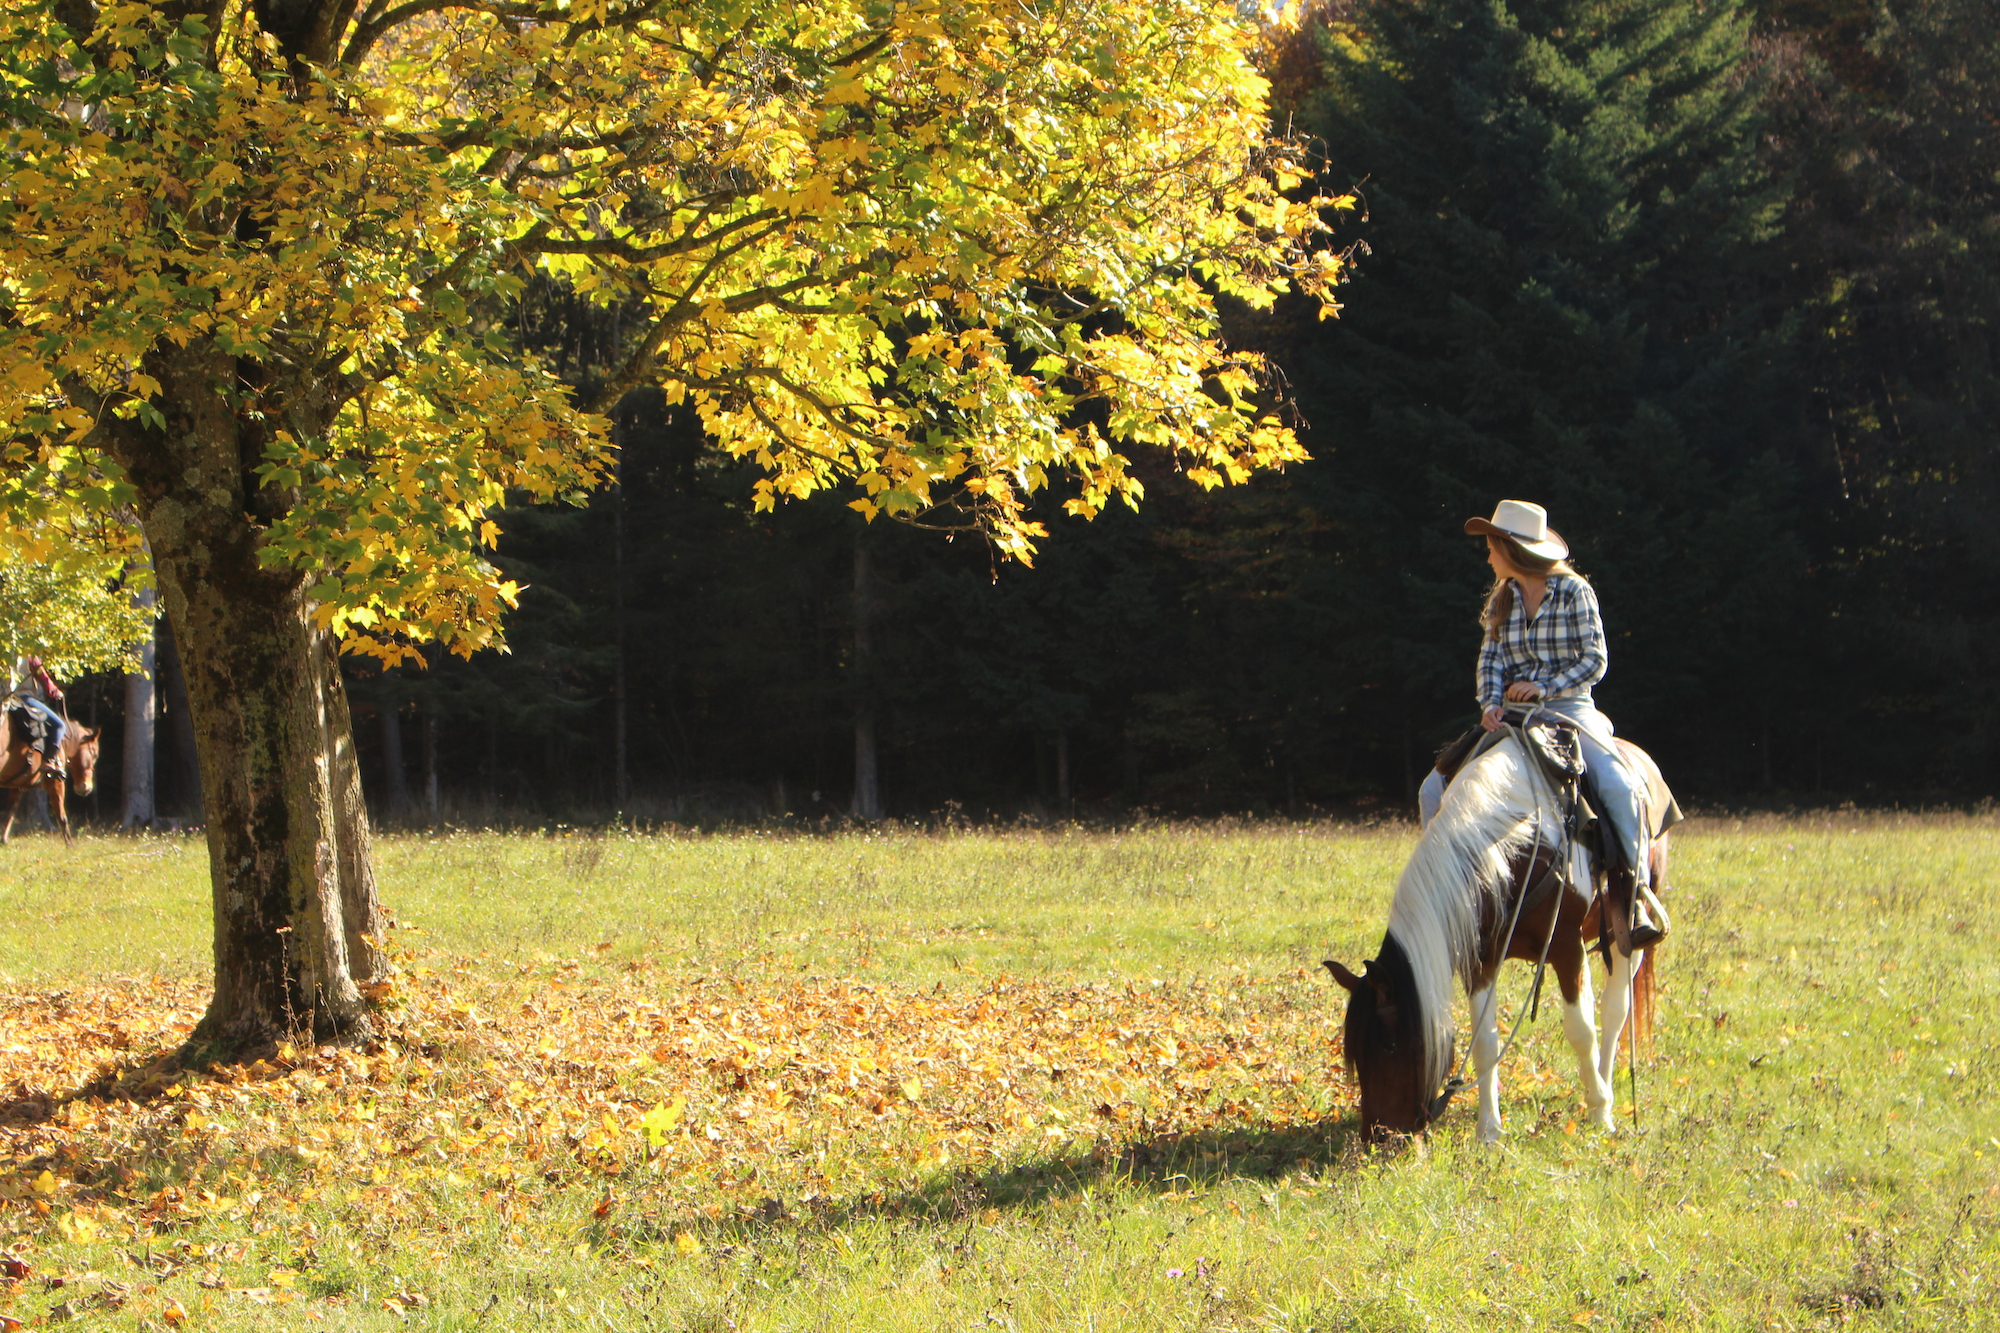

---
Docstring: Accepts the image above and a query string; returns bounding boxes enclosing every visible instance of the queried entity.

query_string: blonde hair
[1481,536,1579,641]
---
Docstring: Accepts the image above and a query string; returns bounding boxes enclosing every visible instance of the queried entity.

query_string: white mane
[1387,737,1567,1095]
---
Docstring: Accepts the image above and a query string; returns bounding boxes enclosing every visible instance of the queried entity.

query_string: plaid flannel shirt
[1476,574,1607,709]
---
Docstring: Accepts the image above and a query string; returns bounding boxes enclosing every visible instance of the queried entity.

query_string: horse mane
[1386,737,1551,1098]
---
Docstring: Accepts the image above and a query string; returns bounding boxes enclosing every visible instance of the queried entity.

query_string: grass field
[0,815,1996,1330]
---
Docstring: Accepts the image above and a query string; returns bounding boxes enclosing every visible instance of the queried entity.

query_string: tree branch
[523,207,783,264]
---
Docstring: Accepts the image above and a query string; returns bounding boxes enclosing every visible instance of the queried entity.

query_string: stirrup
[1629,883,1669,949]
[1636,880,1671,931]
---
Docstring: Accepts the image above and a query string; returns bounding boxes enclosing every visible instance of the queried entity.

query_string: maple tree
[0,0,1346,1048]
[0,536,155,678]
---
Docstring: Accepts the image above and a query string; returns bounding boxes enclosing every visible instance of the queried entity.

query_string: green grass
[1,815,1997,1331]
[0,821,1411,983]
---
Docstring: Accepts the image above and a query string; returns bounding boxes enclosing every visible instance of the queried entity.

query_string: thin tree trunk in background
[851,535,882,821]
[423,714,438,821]
[122,584,157,828]
[853,712,880,820]
[484,719,498,812]
[85,675,102,825]
[1402,722,1416,818]
[1056,730,1071,807]
[613,405,629,812]
[421,657,439,824]
[379,680,412,818]
[1761,704,1773,790]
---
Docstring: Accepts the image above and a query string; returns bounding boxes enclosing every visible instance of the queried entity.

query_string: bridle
[1426,703,1585,1123]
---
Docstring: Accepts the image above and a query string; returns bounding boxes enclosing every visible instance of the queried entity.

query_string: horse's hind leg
[0,789,18,847]
[1561,954,1614,1131]
[1469,982,1504,1143]
[1597,945,1641,1091]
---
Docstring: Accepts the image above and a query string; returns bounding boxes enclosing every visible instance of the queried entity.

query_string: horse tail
[1624,945,1656,1056]
[1624,829,1671,1056]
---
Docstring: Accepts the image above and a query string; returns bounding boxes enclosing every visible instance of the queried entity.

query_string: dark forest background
[64,0,2000,827]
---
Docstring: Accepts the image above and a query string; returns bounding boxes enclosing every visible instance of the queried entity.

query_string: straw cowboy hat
[1464,499,1569,562]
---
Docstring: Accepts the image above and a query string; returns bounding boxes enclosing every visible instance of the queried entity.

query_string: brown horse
[1325,731,1674,1143]
[0,709,102,846]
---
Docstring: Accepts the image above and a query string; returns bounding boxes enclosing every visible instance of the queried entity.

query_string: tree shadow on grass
[605,1113,1377,1253]
[8,1039,1377,1243]
[0,1040,328,1209]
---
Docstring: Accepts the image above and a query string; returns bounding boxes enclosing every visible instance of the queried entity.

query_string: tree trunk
[117,340,382,1053]
[122,585,158,829]
[851,536,882,821]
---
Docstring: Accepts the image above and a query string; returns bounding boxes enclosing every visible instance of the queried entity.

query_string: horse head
[1325,937,1444,1141]
[68,726,100,797]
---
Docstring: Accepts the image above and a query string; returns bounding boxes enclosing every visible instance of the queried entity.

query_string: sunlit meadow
[0,815,1995,1329]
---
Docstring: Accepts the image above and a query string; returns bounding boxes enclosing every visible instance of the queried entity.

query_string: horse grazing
[1326,730,1672,1143]
[0,710,102,846]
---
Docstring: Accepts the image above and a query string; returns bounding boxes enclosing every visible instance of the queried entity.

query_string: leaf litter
[1,955,1349,1317]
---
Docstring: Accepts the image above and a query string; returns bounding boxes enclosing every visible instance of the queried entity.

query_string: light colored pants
[18,696,65,757]
[1418,696,1649,886]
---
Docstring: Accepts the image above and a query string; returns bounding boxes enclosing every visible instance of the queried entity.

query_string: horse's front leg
[1469,983,1504,1143]
[0,788,18,847]
[49,781,70,847]
[1597,945,1641,1091]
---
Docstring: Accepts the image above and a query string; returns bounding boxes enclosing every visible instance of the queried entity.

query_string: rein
[1427,710,1583,1122]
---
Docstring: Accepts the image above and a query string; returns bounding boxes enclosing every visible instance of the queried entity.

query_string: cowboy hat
[1464,499,1569,561]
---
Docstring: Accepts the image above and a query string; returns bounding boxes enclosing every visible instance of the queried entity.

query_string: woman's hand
[1504,681,1543,703]
[1481,705,1506,732]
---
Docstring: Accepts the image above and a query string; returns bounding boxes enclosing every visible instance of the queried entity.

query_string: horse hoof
[1477,1123,1504,1145]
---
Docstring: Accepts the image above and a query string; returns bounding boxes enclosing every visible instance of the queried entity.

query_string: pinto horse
[0,710,102,846]
[1326,730,1674,1142]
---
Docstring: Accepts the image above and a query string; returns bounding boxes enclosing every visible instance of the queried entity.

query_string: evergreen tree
[1259,0,1813,792]
[1765,0,2000,788]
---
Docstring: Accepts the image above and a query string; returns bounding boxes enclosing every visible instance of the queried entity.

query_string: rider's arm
[1476,632,1505,711]
[1476,632,1510,730]
[28,657,61,702]
[1535,578,1608,698]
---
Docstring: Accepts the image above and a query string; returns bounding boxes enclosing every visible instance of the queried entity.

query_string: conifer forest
[66,0,2000,825]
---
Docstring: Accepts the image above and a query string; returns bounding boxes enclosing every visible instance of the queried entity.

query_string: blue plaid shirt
[1476,574,1607,708]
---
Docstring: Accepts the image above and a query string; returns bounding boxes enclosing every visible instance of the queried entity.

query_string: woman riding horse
[1419,500,1668,948]
[6,654,69,781]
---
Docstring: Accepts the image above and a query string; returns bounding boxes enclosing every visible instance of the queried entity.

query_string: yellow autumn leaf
[639,1097,686,1147]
